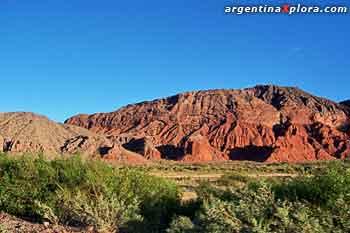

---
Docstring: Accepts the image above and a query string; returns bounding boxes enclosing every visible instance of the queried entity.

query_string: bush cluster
[167,161,350,233]
[0,155,180,233]
[1,155,350,233]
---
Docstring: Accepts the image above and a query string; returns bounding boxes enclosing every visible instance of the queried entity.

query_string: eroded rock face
[60,135,112,157]
[267,124,336,162]
[99,144,149,164]
[65,85,350,162]
[123,136,162,160]
[182,133,228,162]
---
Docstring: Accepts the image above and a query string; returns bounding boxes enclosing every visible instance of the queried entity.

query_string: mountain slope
[340,100,350,109]
[0,112,147,162]
[65,85,350,162]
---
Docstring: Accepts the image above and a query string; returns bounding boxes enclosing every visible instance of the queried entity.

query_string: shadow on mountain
[123,138,145,154]
[229,146,273,162]
[98,146,112,155]
[157,145,184,160]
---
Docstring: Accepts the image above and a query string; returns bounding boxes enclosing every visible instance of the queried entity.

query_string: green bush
[58,189,141,232]
[1,155,350,233]
[0,155,180,233]
[166,163,350,233]
[166,216,196,233]
[216,172,251,187]
[273,161,350,207]
[0,155,58,219]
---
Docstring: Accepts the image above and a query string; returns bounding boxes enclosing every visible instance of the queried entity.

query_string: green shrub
[0,155,180,233]
[216,172,251,187]
[169,172,350,233]
[0,155,58,219]
[58,189,141,232]
[2,155,350,233]
[166,216,196,233]
[273,161,350,207]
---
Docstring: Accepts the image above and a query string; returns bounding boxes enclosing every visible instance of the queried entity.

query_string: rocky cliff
[65,85,350,162]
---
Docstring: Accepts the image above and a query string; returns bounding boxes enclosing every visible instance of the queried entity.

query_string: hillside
[65,85,350,162]
[0,112,147,162]
[340,100,350,108]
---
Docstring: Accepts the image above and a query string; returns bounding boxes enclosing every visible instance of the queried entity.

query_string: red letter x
[282,4,290,13]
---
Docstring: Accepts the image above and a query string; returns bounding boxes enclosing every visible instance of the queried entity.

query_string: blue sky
[0,0,349,122]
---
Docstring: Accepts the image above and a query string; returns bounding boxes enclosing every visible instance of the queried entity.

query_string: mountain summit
[65,85,350,162]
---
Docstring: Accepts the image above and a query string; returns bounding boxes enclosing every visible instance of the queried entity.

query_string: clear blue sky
[0,0,349,122]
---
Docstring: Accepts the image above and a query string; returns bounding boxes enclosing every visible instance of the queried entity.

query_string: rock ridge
[65,85,350,162]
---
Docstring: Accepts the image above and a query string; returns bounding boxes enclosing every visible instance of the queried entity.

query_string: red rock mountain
[65,85,350,162]
[340,100,350,108]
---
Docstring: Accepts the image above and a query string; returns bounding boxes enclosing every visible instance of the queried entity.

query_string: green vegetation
[0,155,180,232]
[0,155,350,233]
[168,161,350,233]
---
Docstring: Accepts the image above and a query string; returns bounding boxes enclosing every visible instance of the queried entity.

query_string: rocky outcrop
[65,85,350,163]
[123,136,162,160]
[60,135,111,157]
[267,124,335,162]
[99,144,149,163]
[182,133,228,162]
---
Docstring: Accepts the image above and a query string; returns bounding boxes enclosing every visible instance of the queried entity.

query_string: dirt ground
[0,213,90,233]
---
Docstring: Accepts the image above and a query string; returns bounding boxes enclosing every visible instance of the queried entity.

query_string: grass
[1,154,350,232]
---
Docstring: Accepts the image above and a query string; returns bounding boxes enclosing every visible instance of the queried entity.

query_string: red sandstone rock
[267,124,335,162]
[122,136,162,160]
[61,85,350,162]
[182,132,228,162]
[101,144,149,164]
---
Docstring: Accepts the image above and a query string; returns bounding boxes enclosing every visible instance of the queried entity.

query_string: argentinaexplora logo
[225,4,349,15]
